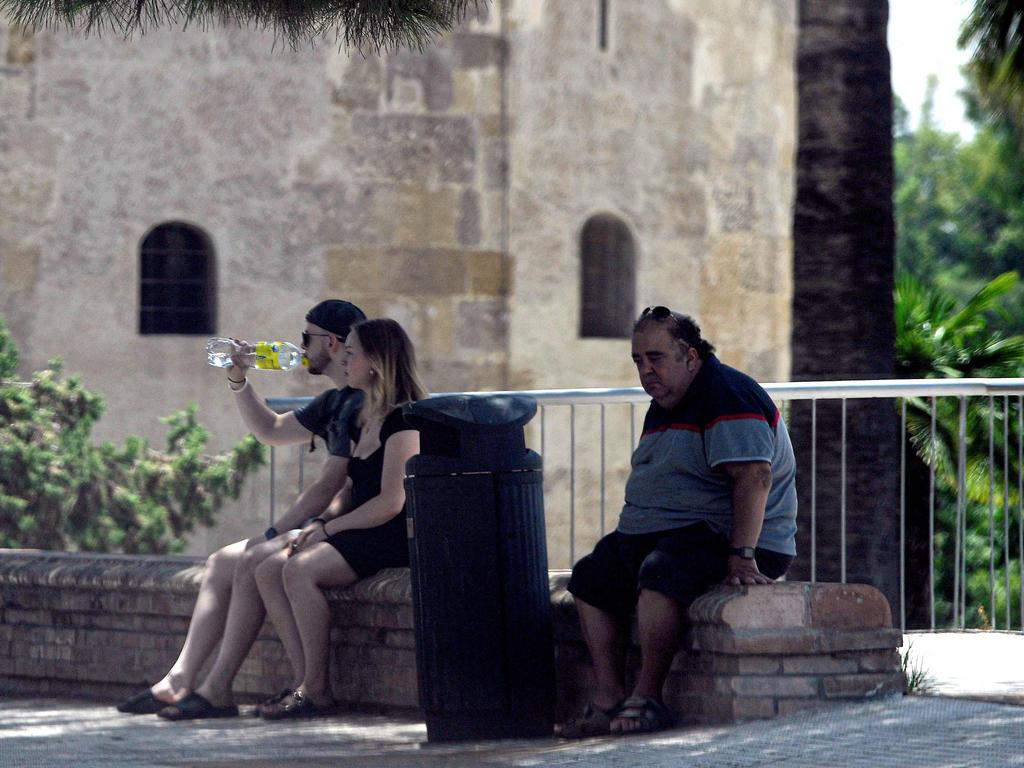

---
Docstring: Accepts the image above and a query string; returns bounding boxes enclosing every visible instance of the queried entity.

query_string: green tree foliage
[894,80,1024,335]
[960,0,1024,136]
[0,318,266,554]
[896,273,1024,628]
[895,72,1024,626]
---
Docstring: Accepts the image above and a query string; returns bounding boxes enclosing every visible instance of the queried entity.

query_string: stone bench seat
[0,550,903,724]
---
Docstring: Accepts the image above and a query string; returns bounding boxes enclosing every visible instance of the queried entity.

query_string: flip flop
[610,696,673,735]
[157,693,239,721]
[558,701,623,739]
[116,689,170,715]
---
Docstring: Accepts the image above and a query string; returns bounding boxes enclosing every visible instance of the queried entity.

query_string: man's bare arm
[273,454,350,531]
[721,460,773,586]
[231,382,313,446]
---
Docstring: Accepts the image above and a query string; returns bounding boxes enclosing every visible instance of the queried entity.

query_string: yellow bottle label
[254,341,282,370]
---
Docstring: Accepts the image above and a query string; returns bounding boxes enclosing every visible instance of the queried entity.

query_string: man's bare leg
[149,539,249,703]
[612,588,682,733]
[575,598,628,712]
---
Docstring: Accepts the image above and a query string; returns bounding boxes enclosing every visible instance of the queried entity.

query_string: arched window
[579,214,636,338]
[139,223,216,335]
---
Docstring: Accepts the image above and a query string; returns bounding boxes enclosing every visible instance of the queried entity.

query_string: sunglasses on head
[639,306,695,347]
[301,331,334,347]
[640,305,673,321]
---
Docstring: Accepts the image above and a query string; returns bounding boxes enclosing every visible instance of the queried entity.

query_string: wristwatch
[728,546,756,560]
[264,526,279,541]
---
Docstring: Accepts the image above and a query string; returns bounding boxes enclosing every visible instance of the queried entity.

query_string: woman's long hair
[351,318,427,424]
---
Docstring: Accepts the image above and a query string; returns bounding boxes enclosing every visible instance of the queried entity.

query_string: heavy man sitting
[562,306,798,737]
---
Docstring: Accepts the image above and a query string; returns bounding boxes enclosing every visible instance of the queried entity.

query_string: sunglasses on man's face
[301,331,333,347]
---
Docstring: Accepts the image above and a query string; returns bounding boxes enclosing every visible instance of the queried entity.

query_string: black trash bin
[403,394,554,742]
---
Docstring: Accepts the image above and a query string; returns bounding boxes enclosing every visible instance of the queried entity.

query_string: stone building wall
[504,0,796,564]
[0,0,796,556]
[505,0,796,391]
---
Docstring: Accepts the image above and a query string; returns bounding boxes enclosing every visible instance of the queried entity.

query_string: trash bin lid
[403,394,537,432]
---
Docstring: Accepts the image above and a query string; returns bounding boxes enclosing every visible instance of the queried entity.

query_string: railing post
[811,399,817,583]
[1004,396,1011,630]
[929,396,936,630]
[955,396,966,628]
[840,398,847,584]
[269,445,276,527]
[1018,395,1023,631]
[899,398,906,632]
[989,396,996,628]
[600,404,606,537]
[569,404,576,566]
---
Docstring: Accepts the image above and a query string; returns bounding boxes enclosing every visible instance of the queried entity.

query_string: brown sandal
[260,690,337,720]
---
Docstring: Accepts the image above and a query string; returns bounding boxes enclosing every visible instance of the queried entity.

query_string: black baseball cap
[305,300,366,340]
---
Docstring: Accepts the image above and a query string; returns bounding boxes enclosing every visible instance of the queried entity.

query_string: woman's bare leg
[255,548,306,689]
[282,543,358,704]
[149,539,250,703]
[191,537,288,706]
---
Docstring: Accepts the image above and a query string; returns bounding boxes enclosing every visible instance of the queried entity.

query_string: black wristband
[264,526,279,541]
[313,517,327,528]
[728,546,756,560]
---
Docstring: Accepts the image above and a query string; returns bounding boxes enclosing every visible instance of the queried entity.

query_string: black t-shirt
[293,387,364,457]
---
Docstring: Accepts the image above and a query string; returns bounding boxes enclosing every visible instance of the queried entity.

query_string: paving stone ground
[2,696,1023,768]
[1,633,1022,768]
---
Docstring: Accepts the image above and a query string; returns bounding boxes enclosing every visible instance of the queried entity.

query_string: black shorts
[325,512,409,579]
[567,522,793,618]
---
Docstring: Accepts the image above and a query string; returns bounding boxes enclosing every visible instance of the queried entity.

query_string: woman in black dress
[254,318,426,718]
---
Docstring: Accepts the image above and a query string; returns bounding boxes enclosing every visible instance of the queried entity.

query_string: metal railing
[268,377,1024,634]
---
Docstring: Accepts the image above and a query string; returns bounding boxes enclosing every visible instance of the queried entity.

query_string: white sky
[888,0,975,136]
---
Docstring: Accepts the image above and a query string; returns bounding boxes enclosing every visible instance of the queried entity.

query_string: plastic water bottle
[205,338,306,371]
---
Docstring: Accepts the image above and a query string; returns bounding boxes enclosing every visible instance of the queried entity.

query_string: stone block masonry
[0,550,417,712]
[0,551,903,724]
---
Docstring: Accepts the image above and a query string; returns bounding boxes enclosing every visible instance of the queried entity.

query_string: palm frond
[0,0,482,50]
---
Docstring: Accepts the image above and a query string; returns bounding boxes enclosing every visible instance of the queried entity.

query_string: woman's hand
[289,519,328,556]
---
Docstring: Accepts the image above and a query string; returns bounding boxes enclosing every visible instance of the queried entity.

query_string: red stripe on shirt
[704,412,777,429]
[641,422,702,437]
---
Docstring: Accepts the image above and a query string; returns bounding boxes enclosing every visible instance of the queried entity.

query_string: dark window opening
[598,0,609,50]
[139,223,216,335]
[579,214,636,338]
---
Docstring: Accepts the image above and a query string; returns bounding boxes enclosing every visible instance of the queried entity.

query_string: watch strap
[728,546,756,560]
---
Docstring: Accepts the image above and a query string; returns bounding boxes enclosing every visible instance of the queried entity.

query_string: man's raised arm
[225,342,313,446]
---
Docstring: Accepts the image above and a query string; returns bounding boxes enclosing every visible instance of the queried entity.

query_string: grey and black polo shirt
[294,386,364,457]
[618,355,797,555]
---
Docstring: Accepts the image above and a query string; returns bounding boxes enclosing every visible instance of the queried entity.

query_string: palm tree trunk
[790,1,902,616]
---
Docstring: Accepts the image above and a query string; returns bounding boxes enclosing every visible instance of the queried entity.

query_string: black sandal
[157,693,239,721]
[559,701,623,739]
[116,689,170,715]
